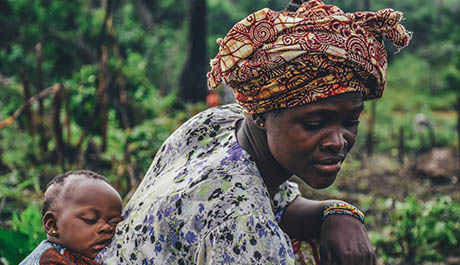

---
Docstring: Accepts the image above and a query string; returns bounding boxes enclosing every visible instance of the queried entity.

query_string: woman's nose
[320,127,348,152]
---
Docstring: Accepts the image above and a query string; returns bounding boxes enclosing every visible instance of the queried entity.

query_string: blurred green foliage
[371,196,460,264]
[0,204,45,265]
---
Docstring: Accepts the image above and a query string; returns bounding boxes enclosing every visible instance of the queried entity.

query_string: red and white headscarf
[207,0,411,114]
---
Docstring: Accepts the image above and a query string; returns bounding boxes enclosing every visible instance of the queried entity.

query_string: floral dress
[97,104,317,265]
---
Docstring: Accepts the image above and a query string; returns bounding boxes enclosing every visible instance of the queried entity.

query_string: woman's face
[264,92,364,189]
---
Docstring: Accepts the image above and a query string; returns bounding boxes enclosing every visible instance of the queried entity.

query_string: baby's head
[42,170,122,259]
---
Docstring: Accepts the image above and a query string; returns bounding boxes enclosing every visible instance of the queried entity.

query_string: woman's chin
[300,174,337,189]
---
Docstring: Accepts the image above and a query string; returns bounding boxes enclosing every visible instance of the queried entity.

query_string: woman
[97,0,411,264]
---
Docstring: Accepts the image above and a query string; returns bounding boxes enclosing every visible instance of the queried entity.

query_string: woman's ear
[251,114,266,130]
[43,211,59,238]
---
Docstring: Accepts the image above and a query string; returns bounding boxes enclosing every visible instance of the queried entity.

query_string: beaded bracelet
[322,203,365,224]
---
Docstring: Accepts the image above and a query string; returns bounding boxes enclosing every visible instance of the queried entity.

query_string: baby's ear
[43,211,59,238]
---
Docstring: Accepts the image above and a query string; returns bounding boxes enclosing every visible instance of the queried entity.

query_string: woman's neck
[236,117,291,196]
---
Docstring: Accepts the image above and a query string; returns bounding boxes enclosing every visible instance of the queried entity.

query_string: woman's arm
[279,196,338,240]
[279,196,376,265]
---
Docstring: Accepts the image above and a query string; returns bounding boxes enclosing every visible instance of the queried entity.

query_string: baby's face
[54,179,122,259]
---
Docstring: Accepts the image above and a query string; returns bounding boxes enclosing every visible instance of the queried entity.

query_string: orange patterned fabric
[207,0,411,113]
[39,248,101,265]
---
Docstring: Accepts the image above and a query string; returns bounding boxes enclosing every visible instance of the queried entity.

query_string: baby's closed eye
[79,217,98,224]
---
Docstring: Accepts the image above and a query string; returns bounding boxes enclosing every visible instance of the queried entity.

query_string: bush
[0,204,45,265]
[371,196,460,265]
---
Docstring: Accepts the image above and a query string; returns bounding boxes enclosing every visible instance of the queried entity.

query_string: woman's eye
[345,119,360,127]
[302,121,322,130]
[80,217,97,224]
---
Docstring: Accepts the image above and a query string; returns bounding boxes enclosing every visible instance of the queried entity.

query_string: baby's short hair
[41,170,110,216]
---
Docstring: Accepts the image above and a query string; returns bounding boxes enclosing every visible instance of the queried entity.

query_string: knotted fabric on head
[207,0,411,114]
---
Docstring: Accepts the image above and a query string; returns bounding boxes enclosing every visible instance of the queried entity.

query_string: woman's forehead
[313,92,363,104]
[277,92,364,117]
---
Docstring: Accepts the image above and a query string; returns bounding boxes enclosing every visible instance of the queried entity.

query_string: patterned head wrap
[207,0,411,114]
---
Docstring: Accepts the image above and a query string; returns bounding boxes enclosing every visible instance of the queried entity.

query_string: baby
[19,170,122,265]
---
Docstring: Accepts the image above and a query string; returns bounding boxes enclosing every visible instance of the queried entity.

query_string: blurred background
[0,0,459,264]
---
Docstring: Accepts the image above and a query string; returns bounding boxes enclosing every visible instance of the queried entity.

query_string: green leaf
[0,229,31,265]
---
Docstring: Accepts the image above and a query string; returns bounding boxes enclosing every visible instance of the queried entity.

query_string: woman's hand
[319,214,376,265]
[279,196,376,264]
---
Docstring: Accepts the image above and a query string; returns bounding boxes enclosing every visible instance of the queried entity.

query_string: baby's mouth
[92,239,112,251]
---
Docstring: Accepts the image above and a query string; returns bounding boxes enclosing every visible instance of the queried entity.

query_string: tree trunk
[0,149,8,174]
[361,0,370,10]
[118,84,131,129]
[133,0,155,32]
[19,68,34,134]
[35,43,45,115]
[398,126,405,164]
[35,43,48,152]
[64,87,72,144]
[364,0,375,156]
[98,45,109,152]
[52,84,65,167]
[178,0,207,103]
[76,0,113,155]
[457,96,460,175]
[366,101,376,155]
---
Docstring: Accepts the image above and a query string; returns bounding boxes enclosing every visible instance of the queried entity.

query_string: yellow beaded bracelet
[322,203,365,224]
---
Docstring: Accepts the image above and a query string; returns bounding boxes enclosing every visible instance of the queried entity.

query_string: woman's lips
[312,159,342,174]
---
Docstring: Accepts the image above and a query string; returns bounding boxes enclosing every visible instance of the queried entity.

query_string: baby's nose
[98,222,115,234]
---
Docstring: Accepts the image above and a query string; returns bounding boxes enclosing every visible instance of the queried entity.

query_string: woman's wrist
[322,202,365,224]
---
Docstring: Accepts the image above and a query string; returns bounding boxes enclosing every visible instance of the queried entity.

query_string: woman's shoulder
[175,103,244,136]
[144,104,245,179]
[192,103,245,121]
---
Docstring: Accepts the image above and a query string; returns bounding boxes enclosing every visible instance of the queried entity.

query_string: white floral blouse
[97,104,302,265]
